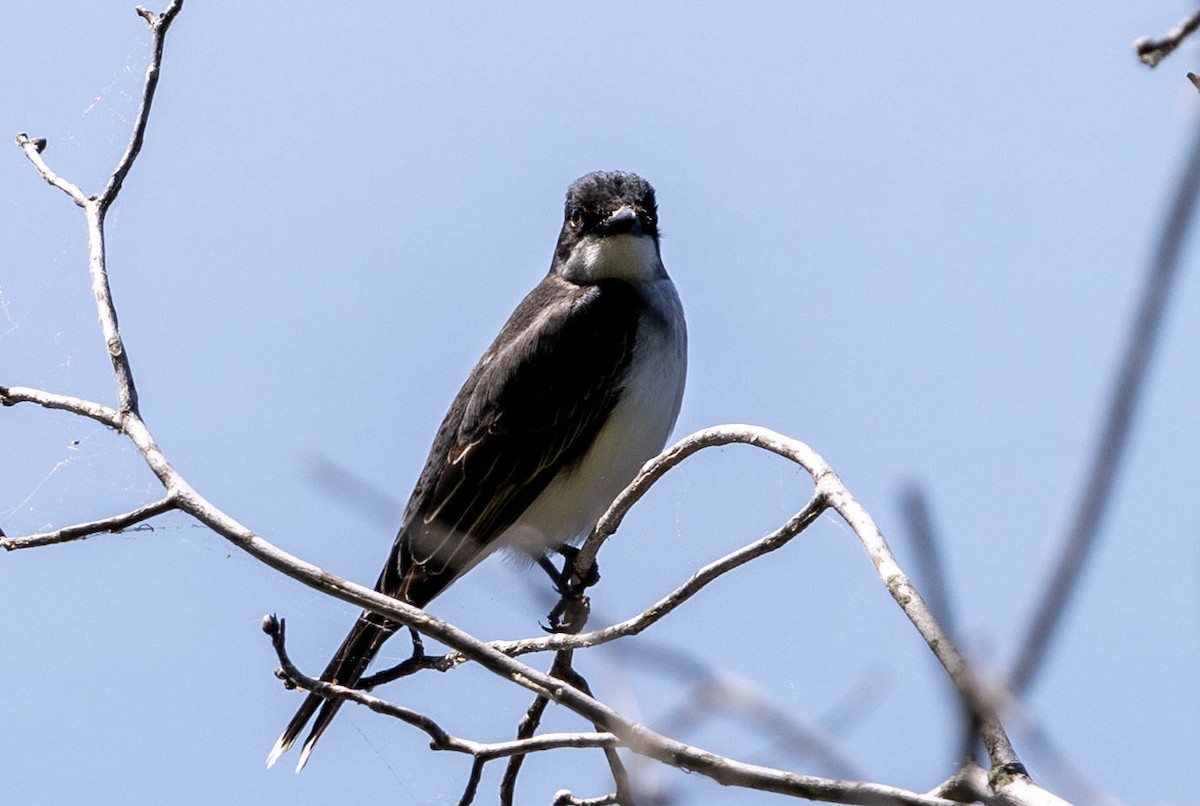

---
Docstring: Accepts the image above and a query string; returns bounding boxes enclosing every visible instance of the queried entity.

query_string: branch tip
[15,133,47,153]
[261,613,281,637]
[1135,9,1200,68]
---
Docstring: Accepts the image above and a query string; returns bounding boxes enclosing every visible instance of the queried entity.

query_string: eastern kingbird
[266,170,687,772]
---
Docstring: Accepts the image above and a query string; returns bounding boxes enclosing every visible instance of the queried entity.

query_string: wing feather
[379,275,643,601]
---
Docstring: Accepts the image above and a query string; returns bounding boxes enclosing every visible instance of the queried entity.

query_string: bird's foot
[544,592,591,635]
[538,547,599,633]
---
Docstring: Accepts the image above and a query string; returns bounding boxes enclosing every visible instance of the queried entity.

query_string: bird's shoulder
[401,274,644,529]
[459,274,644,434]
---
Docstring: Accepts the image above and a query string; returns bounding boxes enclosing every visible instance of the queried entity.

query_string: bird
[266,170,688,772]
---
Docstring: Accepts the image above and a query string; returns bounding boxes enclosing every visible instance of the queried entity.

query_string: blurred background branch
[1136,9,1200,67]
[1009,115,1200,696]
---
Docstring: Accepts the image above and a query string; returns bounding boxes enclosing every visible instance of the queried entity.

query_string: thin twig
[359,629,456,687]
[553,792,620,806]
[458,758,485,806]
[821,459,1022,783]
[994,693,1121,806]
[270,613,967,804]
[1,496,179,550]
[1008,113,1200,697]
[500,682,553,805]
[266,615,618,760]
[325,491,828,672]
[486,494,826,663]
[502,648,631,801]
[0,386,122,430]
[898,485,976,766]
[500,652,617,805]
[898,483,956,640]
[1135,9,1200,68]
[556,660,633,804]
[98,1,185,210]
[15,2,182,413]
[84,199,139,413]
[14,134,89,206]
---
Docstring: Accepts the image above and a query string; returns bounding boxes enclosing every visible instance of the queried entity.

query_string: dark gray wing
[273,275,644,768]
[378,274,643,604]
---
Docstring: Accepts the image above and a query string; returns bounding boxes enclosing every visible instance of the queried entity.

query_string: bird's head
[553,171,663,285]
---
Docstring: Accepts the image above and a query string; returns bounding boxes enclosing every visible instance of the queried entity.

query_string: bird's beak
[600,205,642,237]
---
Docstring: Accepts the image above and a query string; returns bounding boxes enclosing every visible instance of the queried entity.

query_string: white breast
[500,275,688,558]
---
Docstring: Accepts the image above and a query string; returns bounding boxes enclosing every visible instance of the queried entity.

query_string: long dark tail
[265,612,397,772]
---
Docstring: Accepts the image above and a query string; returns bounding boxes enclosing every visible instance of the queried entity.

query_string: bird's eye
[568,207,585,228]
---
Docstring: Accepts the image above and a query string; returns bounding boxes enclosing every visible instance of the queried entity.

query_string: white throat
[560,233,663,284]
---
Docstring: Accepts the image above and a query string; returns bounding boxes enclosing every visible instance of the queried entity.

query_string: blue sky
[3,2,1199,803]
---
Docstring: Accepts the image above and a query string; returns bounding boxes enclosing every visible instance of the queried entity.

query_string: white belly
[501,276,687,557]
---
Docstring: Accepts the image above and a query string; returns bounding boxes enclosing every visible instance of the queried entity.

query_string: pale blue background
[2,3,1198,804]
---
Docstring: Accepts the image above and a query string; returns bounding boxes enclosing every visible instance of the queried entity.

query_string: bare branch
[275,640,616,806]
[928,763,991,803]
[493,494,826,658]
[358,628,456,687]
[0,385,122,429]
[1,495,179,551]
[553,792,620,806]
[500,683,554,806]
[898,484,977,765]
[503,626,631,802]
[821,464,1020,781]
[553,659,632,804]
[14,133,89,206]
[250,533,956,803]
[269,613,620,806]
[1135,9,1200,67]
[1009,114,1200,696]
[97,1,185,210]
[458,759,485,806]
[925,762,1070,806]
[995,693,1121,806]
[266,615,620,759]
[83,201,139,413]
[13,1,184,415]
